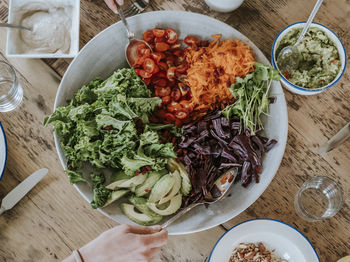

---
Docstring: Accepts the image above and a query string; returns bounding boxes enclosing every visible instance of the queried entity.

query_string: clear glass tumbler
[294,176,344,222]
[0,61,23,112]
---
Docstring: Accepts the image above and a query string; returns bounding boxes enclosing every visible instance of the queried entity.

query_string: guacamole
[276,27,341,89]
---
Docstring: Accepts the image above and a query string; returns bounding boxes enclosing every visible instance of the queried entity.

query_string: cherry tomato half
[179,100,194,112]
[158,61,169,72]
[152,77,167,87]
[151,52,164,63]
[170,41,182,49]
[135,69,152,79]
[165,28,178,44]
[167,67,176,81]
[162,96,171,105]
[155,42,170,52]
[143,58,156,73]
[176,62,188,73]
[164,112,176,122]
[171,87,181,101]
[167,101,182,112]
[143,30,154,43]
[152,28,165,38]
[155,86,171,97]
[184,36,199,46]
[155,37,166,43]
[175,111,188,119]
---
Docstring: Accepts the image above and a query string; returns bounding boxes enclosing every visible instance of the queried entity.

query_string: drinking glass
[0,61,23,112]
[294,176,343,222]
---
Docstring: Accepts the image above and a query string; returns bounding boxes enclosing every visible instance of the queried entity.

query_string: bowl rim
[0,122,7,181]
[271,22,347,93]
[208,218,320,262]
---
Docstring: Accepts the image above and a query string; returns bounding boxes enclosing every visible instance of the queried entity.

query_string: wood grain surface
[0,0,349,261]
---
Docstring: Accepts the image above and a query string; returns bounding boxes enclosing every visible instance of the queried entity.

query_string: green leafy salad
[44,68,191,225]
[222,62,280,134]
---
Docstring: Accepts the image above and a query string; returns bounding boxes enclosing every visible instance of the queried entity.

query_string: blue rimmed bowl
[271,22,346,95]
[209,219,320,262]
[0,122,7,180]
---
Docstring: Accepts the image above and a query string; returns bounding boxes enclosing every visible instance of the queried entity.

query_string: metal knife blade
[0,168,48,214]
[318,122,350,155]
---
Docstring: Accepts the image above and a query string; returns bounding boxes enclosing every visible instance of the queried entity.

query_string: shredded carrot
[185,35,255,112]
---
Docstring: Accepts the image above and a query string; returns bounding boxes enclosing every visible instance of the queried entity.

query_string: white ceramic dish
[209,219,320,262]
[271,22,346,95]
[53,11,288,235]
[205,0,244,13]
[0,122,7,181]
[6,0,80,58]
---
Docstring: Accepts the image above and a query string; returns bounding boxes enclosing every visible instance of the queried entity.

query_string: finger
[140,229,168,248]
[147,247,162,261]
[126,225,162,234]
[116,0,124,5]
[105,0,118,13]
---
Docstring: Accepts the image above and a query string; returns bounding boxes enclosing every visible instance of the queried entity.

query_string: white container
[271,22,346,95]
[6,0,80,58]
[205,0,244,13]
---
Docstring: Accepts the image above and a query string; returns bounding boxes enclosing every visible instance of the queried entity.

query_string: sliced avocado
[106,174,148,190]
[121,203,161,226]
[110,171,129,183]
[103,189,129,207]
[179,168,191,196]
[158,171,181,205]
[128,196,162,222]
[147,194,182,216]
[148,173,174,203]
[167,159,191,196]
[135,171,162,197]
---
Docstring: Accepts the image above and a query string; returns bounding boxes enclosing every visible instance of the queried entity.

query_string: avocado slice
[148,173,174,203]
[103,189,129,207]
[167,159,191,196]
[110,171,129,183]
[135,171,162,197]
[147,194,182,216]
[128,195,162,222]
[158,171,181,205]
[106,173,148,190]
[121,203,161,226]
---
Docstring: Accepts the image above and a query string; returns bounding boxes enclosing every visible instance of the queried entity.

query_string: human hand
[78,224,167,262]
[104,0,124,13]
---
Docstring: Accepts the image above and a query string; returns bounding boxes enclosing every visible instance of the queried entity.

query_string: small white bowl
[271,22,346,95]
[205,0,244,13]
[6,0,80,58]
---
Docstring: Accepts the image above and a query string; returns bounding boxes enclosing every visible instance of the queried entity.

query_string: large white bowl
[53,11,288,235]
[271,22,347,95]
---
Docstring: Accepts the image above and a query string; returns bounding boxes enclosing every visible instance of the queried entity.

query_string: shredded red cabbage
[175,111,277,206]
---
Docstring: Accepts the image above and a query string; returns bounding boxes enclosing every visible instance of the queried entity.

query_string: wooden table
[0,0,349,261]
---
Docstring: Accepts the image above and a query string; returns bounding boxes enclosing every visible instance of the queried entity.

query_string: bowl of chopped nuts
[208,219,319,262]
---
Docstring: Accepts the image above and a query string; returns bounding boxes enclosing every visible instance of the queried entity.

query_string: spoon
[277,0,323,72]
[161,168,238,229]
[114,1,152,67]
[0,23,31,31]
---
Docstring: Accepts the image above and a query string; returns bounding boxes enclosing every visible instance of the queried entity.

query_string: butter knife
[318,122,350,155]
[0,168,48,215]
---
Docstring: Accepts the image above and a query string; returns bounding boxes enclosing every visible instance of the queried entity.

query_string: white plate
[209,219,319,262]
[0,122,7,180]
[54,11,288,235]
